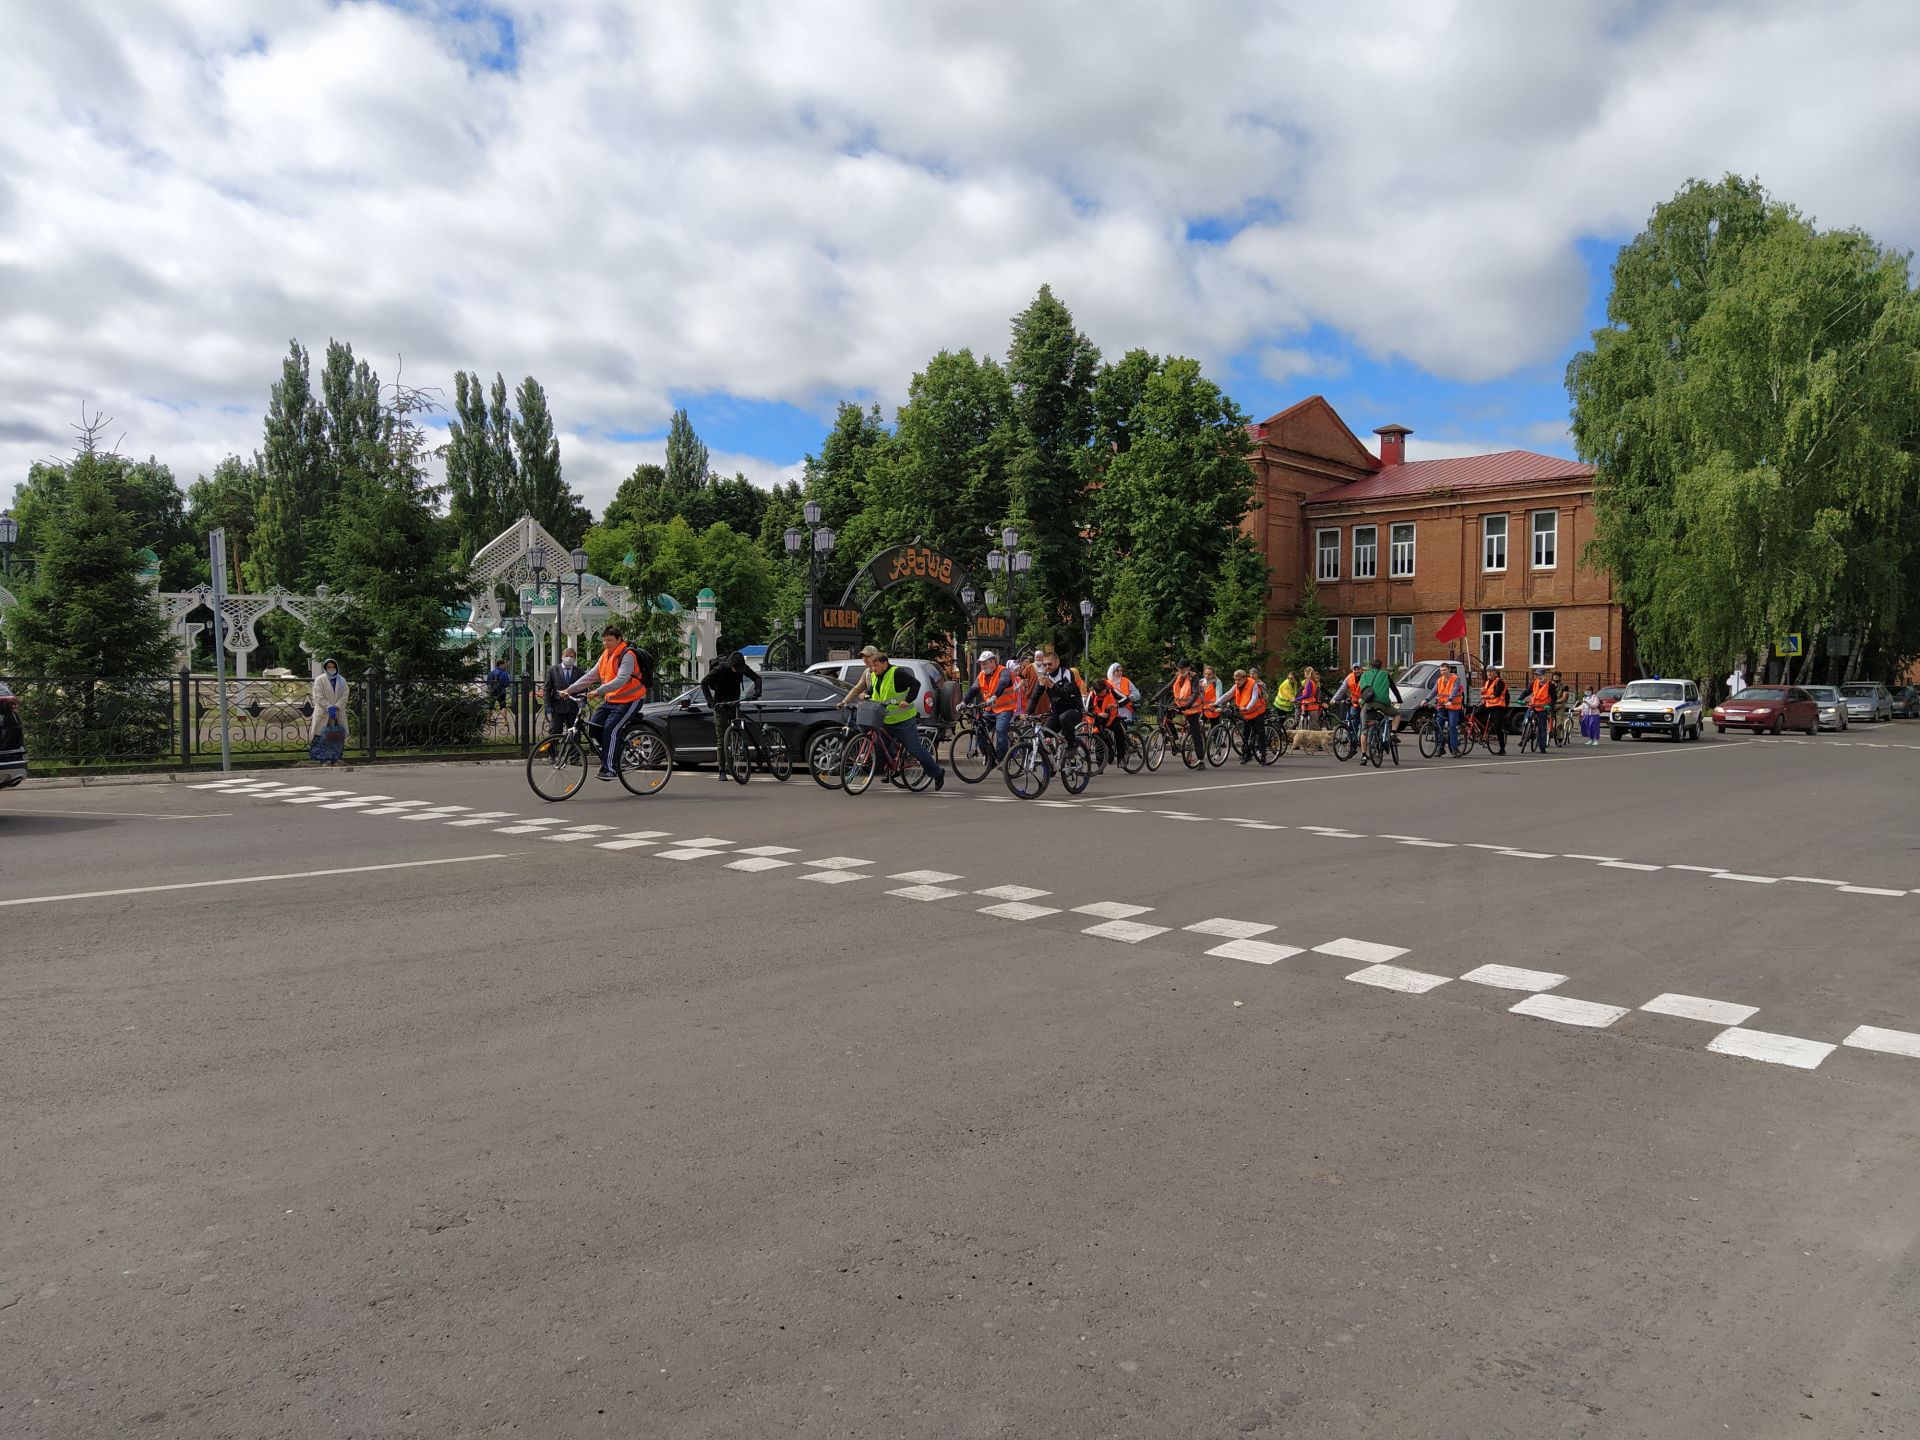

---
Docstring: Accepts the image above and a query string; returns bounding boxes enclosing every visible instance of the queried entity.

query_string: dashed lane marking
[1497,849,1555,859]
[735,844,797,856]
[1642,993,1759,1025]
[1346,964,1451,994]
[1091,806,1139,814]
[595,839,660,851]
[1713,873,1779,884]
[891,869,963,883]
[1783,876,1848,886]
[805,856,873,869]
[1600,860,1663,872]
[1073,901,1153,919]
[976,884,1050,901]
[321,796,391,809]
[1560,853,1620,862]
[280,790,356,804]
[888,883,962,900]
[677,837,736,849]
[798,870,865,885]
[1206,938,1305,965]
[0,853,512,907]
[979,900,1061,921]
[1707,1027,1836,1070]
[1839,885,1907,897]
[1461,964,1568,992]
[1398,839,1456,848]
[1667,863,1727,873]
[1312,937,1409,964]
[727,856,795,872]
[1510,994,1630,1028]
[1184,918,1275,939]
[1082,919,1170,943]
[445,811,516,826]
[655,847,728,860]
[1844,1025,1920,1059]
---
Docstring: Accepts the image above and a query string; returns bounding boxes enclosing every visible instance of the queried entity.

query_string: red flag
[1435,608,1467,644]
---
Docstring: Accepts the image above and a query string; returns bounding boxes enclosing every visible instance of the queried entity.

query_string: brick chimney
[1374,424,1412,467]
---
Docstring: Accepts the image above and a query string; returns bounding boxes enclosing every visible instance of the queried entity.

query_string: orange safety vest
[1527,676,1551,709]
[1202,678,1223,719]
[1231,678,1267,719]
[1173,673,1201,715]
[597,640,647,704]
[1088,688,1118,722]
[980,663,1021,715]
[1481,678,1507,707]
[1435,670,1464,710]
[1110,676,1136,709]
[1343,673,1365,705]
[1301,677,1321,712]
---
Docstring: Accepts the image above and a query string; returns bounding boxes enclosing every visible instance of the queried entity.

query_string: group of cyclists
[544,620,1580,800]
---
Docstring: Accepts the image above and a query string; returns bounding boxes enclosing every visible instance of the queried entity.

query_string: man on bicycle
[962,651,1022,764]
[1524,667,1553,752]
[1479,668,1509,755]
[563,624,650,781]
[1037,648,1085,738]
[850,644,946,790]
[1169,658,1207,758]
[1433,661,1466,756]
[1361,657,1402,746]
[701,650,763,782]
[1105,662,1137,764]
[1230,667,1268,763]
[1339,662,1367,746]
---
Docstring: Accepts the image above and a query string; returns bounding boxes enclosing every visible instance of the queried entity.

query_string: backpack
[631,646,657,693]
[1364,668,1395,705]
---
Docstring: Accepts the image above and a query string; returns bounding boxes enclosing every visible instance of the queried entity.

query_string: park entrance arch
[811,543,1010,663]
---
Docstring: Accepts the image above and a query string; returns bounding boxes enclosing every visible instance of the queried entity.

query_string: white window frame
[1315,528,1340,583]
[1531,510,1557,570]
[1389,523,1415,578]
[1482,514,1507,573]
[1352,525,1378,580]
[1322,617,1340,658]
[1350,617,1376,668]
[1480,612,1505,670]
[1387,616,1414,668]
[1530,610,1556,668]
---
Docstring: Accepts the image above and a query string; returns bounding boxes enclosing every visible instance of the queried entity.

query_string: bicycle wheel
[1059,739,1092,795]
[1003,741,1051,798]
[1387,729,1401,767]
[1418,719,1442,759]
[809,727,848,790]
[948,726,995,784]
[617,726,673,796]
[720,725,751,784]
[1179,726,1204,769]
[1144,728,1166,771]
[527,733,587,801]
[899,740,933,791]
[1206,723,1230,767]
[1331,725,1356,763]
[764,729,792,781]
[841,732,878,796]
[1261,721,1288,764]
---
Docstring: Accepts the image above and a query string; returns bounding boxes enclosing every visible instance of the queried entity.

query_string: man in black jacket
[545,648,583,733]
[701,651,763,780]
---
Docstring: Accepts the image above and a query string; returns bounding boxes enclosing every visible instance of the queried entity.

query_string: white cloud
[3,0,1918,503]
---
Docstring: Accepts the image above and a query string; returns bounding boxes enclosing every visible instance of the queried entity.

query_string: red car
[1712,685,1818,735]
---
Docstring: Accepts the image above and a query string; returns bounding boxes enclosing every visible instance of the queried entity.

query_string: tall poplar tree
[1006,285,1099,633]
[510,376,590,547]
[252,340,327,590]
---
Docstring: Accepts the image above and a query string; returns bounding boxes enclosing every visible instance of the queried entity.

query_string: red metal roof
[1302,450,1594,507]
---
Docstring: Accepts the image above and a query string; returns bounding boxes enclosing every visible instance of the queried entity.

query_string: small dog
[1291,727,1333,754]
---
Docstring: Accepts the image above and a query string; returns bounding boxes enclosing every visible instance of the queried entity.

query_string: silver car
[1803,685,1849,732]
[1840,682,1893,723]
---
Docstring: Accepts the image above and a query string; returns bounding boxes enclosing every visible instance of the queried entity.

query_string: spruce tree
[1203,534,1271,674]
[1277,582,1337,677]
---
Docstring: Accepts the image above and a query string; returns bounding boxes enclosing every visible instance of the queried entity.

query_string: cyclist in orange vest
[963,650,1022,764]
[1168,657,1208,758]
[1524,668,1553,752]
[1230,667,1268,764]
[562,623,651,780]
[1339,662,1367,746]
[1200,665,1225,722]
[1479,669,1509,755]
[1433,664,1466,756]
[1299,666,1322,720]
[1104,662,1137,765]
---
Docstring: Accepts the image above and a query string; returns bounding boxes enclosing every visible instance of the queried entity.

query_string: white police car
[1609,679,1704,742]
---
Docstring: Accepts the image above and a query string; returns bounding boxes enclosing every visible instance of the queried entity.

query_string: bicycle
[1157,708,1205,769]
[716,701,792,784]
[1418,707,1468,758]
[526,701,673,801]
[840,706,935,797]
[1551,707,1575,748]
[948,702,1001,784]
[1360,706,1400,767]
[1517,708,1549,754]
[1329,703,1362,763]
[1001,716,1092,799]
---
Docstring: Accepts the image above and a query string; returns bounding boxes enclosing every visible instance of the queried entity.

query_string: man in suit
[546,648,583,733]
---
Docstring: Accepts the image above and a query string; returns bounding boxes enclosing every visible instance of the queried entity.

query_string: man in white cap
[962,649,1022,765]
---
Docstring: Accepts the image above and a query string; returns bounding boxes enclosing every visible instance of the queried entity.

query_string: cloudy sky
[5,0,1918,513]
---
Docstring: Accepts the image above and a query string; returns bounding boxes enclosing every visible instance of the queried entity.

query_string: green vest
[872,665,914,724]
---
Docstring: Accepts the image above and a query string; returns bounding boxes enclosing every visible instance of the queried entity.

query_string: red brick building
[1244,396,1629,684]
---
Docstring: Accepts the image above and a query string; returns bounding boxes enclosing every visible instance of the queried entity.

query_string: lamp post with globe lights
[984,526,1032,650]
[0,511,18,578]
[783,501,837,666]
[1079,598,1095,662]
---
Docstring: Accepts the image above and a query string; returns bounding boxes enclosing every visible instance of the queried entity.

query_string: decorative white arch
[154,585,344,677]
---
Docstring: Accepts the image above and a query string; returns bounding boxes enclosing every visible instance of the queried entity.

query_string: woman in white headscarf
[309,658,348,764]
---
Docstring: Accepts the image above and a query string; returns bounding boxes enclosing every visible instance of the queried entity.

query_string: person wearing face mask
[309,658,348,765]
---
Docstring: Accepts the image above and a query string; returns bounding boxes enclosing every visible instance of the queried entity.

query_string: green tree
[10,450,196,591]
[445,369,519,561]
[1276,582,1336,678]
[663,407,709,502]
[510,376,590,547]
[603,462,668,531]
[1570,175,1920,682]
[252,340,328,590]
[1087,562,1162,685]
[1202,533,1271,674]
[186,456,261,591]
[1006,285,1100,637]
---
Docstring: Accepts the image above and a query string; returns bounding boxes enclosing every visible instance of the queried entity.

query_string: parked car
[807,657,950,723]
[1713,685,1818,735]
[1391,658,1474,733]
[1610,679,1705,741]
[1840,682,1894,723]
[1803,686,1850,731]
[643,669,849,770]
[1593,685,1628,716]
[1887,684,1918,719]
[0,680,24,789]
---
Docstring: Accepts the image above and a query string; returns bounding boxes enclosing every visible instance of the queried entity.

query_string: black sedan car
[0,679,25,789]
[639,669,849,771]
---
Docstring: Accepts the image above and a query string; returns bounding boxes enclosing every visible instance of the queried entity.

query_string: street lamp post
[0,511,17,577]
[959,583,978,671]
[984,526,1032,649]
[569,547,589,656]
[1079,598,1094,661]
[784,500,837,667]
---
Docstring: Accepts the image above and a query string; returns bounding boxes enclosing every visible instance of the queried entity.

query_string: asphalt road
[3,725,1917,1438]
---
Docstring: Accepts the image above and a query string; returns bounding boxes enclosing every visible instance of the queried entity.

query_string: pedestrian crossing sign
[1774,633,1803,657]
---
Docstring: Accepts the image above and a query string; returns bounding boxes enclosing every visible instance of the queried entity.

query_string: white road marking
[1706,1027,1835,1070]
[1460,964,1567,992]
[1599,860,1663,872]
[187,779,248,788]
[677,837,736,848]
[495,824,558,834]
[1712,873,1779,884]
[281,790,356,803]
[1782,876,1848,886]
[544,830,610,842]
[1560,853,1620,862]
[891,869,963,883]
[805,856,873,869]
[1497,849,1555,859]
[1464,842,1515,851]
[1225,819,1285,829]
[977,795,1018,802]
[445,811,517,825]
[1398,839,1456,848]
[268,785,322,795]
[1346,964,1451,994]
[595,839,660,851]
[362,801,434,815]
[888,883,961,900]
[976,885,1050,901]
[1376,834,1429,842]
[1206,938,1304,965]
[978,901,1060,921]
[0,853,510,907]
[1156,812,1209,822]
[1073,901,1152,919]
[735,844,798,856]
[1091,806,1139,813]
[322,795,392,808]
[1295,825,1342,833]
[798,870,865,885]
[728,856,796,872]
[399,808,471,821]
[1034,800,1077,808]
[1083,919,1170,943]
[1312,938,1409,964]
[1184,918,1275,938]
[1642,994,1759,1025]
[655,847,726,860]
[1667,864,1727,873]
[1509,994,1630,1028]
[1842,1025,1920,1059]
[1839,885,1907,897]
